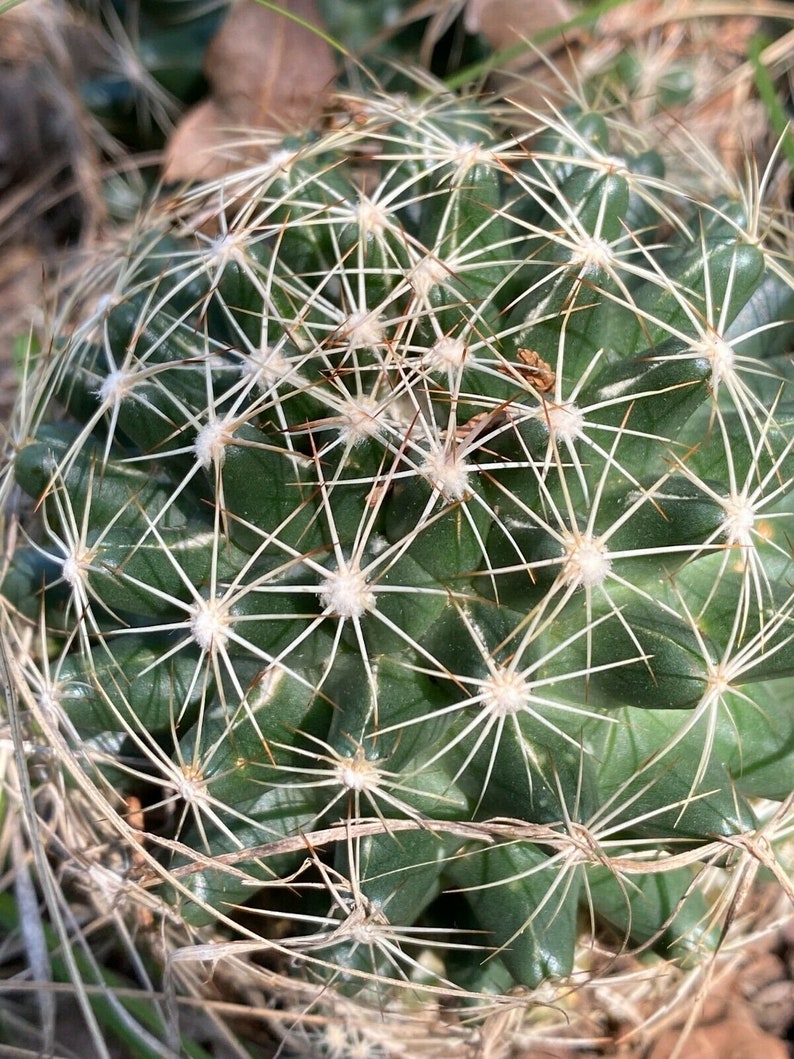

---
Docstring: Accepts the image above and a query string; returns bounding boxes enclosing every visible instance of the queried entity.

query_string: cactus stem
[8,86,794,1026]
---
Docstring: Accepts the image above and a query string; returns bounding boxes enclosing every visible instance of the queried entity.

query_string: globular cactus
[3,88,794,1045]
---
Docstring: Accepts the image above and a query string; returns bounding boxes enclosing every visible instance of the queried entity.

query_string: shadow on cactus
[3,87,794,1043]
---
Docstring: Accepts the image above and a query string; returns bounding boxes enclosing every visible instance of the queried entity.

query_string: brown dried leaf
[161,99,232,184]
[163,0,335,184]
[647,1017,789,1059]
[203,0,335,128]
[464,0,574,54]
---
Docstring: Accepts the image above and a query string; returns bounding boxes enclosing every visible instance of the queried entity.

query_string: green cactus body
[4,91,794,1015]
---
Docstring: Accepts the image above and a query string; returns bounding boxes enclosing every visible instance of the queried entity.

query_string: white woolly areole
[208,230,246,267]
[481,669,529,717]
[570,235,616,273]
[693,331,735,389]
[320,1022,354,1059]
[343,310,384,349]
[561,531,612,589]
[356,196,390,235]
[62,549,91,588]
[339,396,382,443]
[94,293,114,316]
[190,597,230,653]
[97,368,135,406]
[410,256,448,298]
[535,400,585,444]
[706,663,732,698]
[421,447,471,501]
[265,146,297,174]
[37,683,60,720]
[427,336,467,370]
[318,566,375,619]
[175,765,211,808]
[448,141,493,181]
[335,750,381,792]
[241,345,304,394]
[194,419,235,470]
[82,862,131,916]
[350,919,379,945]
[722,493,755,546]
[593,152,628,173]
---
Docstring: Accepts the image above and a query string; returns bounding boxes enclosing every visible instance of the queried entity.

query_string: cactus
[2,88,794,1048]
